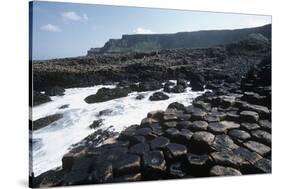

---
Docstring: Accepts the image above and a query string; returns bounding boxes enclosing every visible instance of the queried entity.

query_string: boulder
[84,87,129,103]
[149,92,169,101]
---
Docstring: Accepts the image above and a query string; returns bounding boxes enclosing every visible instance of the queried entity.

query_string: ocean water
[31,81,207,176]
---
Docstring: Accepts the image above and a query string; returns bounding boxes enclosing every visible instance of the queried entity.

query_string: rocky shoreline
[31,54,271,187]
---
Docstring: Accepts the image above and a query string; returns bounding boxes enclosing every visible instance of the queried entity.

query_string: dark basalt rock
[243,141,271,156]
[33,91,51,106]
[171,85,185,93]
[147,110,164,121]
[224,112,240,122]
[240,110,259,123]
[163,121,178,128]
[208,121,240,134]
[168,162,186,178]
[142,151,166,179]
[136,94,145,100]
[187,154,210,176]
[258,120,271,131]
[113,173,142,182]
[232,147,262,165]
[188,121,208,131]
[59,104,69,109]
[45,86,65,96]
[137,80,163,92]
[253,158,271,173]
[164,143,187,161]
[63,170,90,186]
[245,104,270,119]
[149,92,169,101]
[164,128,180,139]
[113,154,141,176]
[90,163,113,183]
[89,119,104,129]
[241,122,260,131]
[209,165,242,176]
[211,151,244,168]
[177,121,193,129]
[228,129,251,141]
[251,130,271,146]
[190,110,207,121]
[129,143,150,156]
[85,87,130,103]
[167,102,186,112]
[211,134,238,152]
[97,147,128,163]
[149,136,170,150]
[177,79,188,88]
[193,101,212,112]
[98,109,113,117]
[33,113,63,131]
[190,131,215,154]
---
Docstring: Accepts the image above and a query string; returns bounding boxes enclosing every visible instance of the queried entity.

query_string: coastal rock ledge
[32,56,271,187]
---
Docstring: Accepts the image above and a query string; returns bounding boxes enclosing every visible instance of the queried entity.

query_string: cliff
[87,24,271,55]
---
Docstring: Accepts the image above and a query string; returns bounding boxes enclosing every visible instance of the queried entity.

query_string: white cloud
[133,27,154,34]
[61,11,88,22]
[40,24,61,32]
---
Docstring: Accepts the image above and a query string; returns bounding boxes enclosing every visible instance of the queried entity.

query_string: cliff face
[87,24,271,55]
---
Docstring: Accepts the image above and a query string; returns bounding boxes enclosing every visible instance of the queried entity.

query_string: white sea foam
[31,81,207,176]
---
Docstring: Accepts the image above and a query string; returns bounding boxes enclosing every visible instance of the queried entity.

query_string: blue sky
[31,1,271,60]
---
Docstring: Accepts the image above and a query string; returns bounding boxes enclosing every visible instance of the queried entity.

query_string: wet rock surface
[32,43,271,187]
[33,114,63,131]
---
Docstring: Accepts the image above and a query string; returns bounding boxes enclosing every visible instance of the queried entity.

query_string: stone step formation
[32,56,271,187]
